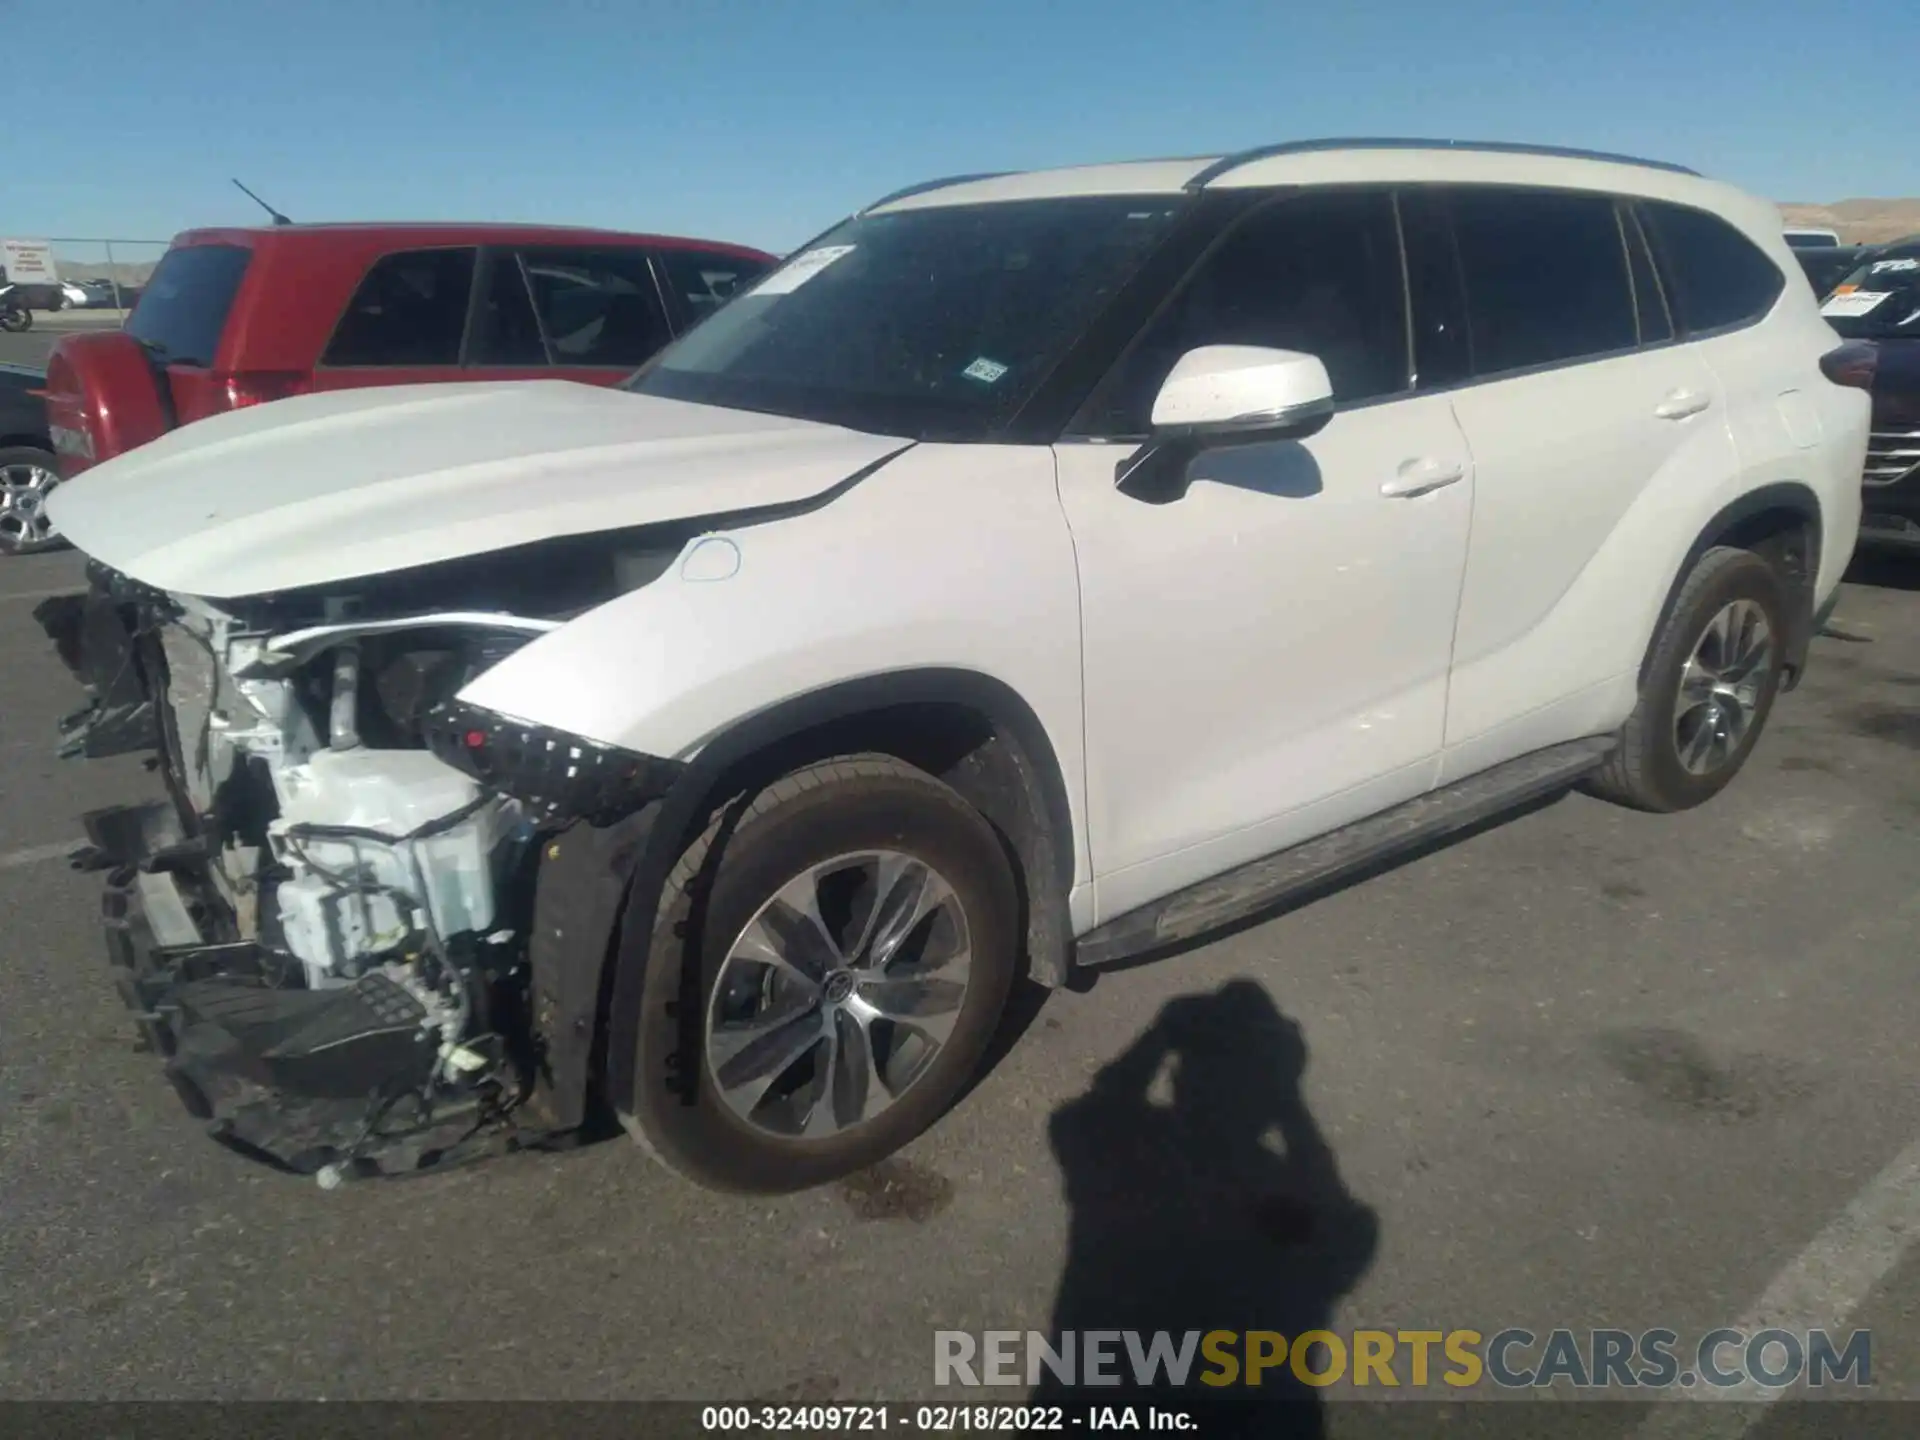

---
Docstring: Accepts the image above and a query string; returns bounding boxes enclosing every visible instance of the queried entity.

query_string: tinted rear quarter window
[656,248,770,327]
[1450,188,1637,376]
[323,247,477,367]
[124,244,252,367]
[1639,203,1784,335]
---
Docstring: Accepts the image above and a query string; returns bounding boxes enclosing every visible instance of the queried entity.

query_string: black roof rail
[1186,138,1700,189]
[861,172,1014,213]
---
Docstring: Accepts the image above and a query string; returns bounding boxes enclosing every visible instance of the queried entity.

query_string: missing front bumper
[100,863,518,1179]
[32,587,160,759]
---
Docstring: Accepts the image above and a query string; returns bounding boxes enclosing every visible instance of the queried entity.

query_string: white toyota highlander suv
[37,139,1871,1193]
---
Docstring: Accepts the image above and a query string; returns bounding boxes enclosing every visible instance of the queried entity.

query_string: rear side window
[124,244,252,367]
[655,248,770,327]
[1078,189,1409,434]
[323,248,477,367]
[1638,203,1785,335]
[517,247,671,367]
[1450,188,1637,376]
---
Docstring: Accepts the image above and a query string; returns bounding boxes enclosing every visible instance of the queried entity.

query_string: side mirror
[1118,345,1336,499]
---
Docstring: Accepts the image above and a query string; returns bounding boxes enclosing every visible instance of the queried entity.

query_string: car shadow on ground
[1032,979,1380,1437]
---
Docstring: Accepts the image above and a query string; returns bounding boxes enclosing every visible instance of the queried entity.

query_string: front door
[1051,190,1474,925]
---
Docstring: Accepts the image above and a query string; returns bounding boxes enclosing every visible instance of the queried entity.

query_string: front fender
[456,443,1090,882]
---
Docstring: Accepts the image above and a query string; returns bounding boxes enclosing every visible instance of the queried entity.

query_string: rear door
[1429,185,1736,776]
[307,247,480,395]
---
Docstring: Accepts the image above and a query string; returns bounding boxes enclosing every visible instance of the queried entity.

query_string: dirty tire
[621,755,1019,1193]
[1586,545,1787,813]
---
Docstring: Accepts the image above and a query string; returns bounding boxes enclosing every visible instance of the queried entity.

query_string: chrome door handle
[1380,458,1466,498]
[1655,389,1711,420]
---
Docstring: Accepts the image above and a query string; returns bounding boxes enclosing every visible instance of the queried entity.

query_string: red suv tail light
[222,371,311,410]
[1819,341,1878,391]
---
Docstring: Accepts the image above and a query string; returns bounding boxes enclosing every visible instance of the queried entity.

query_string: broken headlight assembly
[424,698,683,826]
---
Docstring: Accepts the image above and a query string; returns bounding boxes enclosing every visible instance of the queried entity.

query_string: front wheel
[0,307,32,333]
[1586,545,1788,812]
[621,755,1020,1192]
[0,447,64,554]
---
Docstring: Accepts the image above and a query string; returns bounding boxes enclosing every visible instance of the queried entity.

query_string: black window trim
[1058,183,1417,443]
[1633,199,1788,343]
[1618,201,1676,349]
[1398,185,1473,392]
[315,244,481,372]
[462,246,551,367]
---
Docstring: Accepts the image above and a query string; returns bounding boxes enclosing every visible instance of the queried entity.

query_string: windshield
[626,195,1189,439]
[1822,249,1920,339]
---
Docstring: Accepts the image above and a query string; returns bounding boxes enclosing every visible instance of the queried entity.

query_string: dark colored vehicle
[43,222,776,485]
[0,284,33,333]
[1822,237,1920,552]
[1795,243,1869,300]
[0,364,59,553]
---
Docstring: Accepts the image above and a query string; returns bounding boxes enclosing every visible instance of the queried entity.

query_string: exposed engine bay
[36,533,692,1184]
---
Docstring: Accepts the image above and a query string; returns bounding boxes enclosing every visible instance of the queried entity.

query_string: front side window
[1075,190,1409,435]
[1638,202,1785,336]
[1450,188,1638,376]
[323,248,477,367]
[1818,245,1920,340]
[628,196,1188,440]
[517,247,672,367]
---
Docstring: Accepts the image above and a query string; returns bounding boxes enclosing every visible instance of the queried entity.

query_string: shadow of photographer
[1034,979,1379,1437]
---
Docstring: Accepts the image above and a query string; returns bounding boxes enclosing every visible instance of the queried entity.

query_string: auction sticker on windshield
[1823,290,1891,318]
[753,246,856,296]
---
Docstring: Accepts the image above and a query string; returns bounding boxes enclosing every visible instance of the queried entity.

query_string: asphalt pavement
[2,539,1918,1434]
[0,310,126,372]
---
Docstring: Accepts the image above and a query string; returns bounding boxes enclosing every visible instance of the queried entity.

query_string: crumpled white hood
[46,380,908,598]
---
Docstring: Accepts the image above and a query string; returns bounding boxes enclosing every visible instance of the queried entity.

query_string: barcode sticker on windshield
[753,246,856,296]
[962,356,1010,384]
[1822,290,1891,317]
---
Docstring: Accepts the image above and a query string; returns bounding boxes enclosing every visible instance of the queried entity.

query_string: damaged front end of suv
[35,532,693,1183]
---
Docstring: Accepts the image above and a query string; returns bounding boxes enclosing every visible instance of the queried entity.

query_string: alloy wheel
[704,850,973,1140]
[1672,598,1773,776]
[0,460,61,552]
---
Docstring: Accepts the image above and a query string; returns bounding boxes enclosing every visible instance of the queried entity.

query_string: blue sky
[8,0,1914,254]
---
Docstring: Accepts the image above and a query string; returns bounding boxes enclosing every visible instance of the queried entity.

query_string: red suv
[44,222,775,482]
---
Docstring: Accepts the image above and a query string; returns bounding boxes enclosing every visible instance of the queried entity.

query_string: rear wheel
[0,447,63,554]
[1587,545,1787,812]
[621,755,1019,1192]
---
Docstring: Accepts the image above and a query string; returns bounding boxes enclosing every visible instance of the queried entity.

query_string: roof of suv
[168,222,772,260]
[864,137,1761,229]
